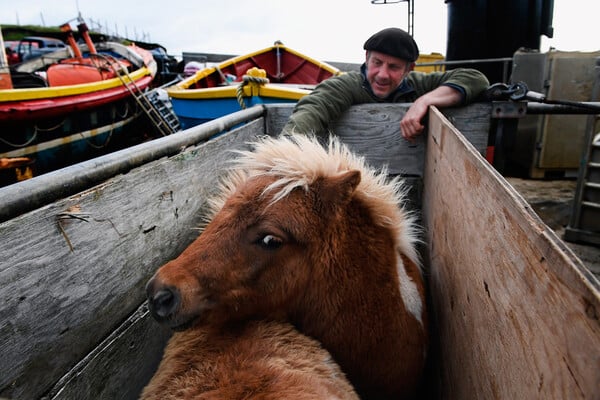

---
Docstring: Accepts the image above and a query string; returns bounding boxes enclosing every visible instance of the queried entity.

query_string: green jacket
[282,65,489,134]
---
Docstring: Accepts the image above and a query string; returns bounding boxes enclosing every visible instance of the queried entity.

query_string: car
[16,36,67,62]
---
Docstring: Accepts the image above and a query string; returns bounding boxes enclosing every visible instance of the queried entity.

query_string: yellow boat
[167,42,341,129]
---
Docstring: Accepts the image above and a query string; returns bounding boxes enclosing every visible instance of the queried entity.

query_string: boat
[167,41,341,129]
[0,17,158,186]
[0,102,598,399]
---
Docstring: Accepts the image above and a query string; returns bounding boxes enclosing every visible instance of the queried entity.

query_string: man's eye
[259,234,283,249]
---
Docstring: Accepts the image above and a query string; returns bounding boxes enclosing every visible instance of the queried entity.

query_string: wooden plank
[333,104,427,176]
[0,105,265,224]
[0,120,265,399]
[267,103,427,175]
[266,103,491,176]
[47,303,171,400]
[422,106,600,399]
[439,103,491,156]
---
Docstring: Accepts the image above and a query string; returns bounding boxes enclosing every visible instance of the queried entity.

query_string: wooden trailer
[0,103,598,399]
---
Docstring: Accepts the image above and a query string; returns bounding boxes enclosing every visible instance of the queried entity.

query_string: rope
[236,74,269,109]
[0,118,66,148]
[116,101,130,118]
[84,103,142,149]
[35,119,66,132]
[0,129,39,148]
[83,124,115,149]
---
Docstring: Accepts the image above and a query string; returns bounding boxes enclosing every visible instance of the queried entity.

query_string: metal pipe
[417,57,514,82]
[0,105,265,223]
[60,23,83,58]
[275,44,282,80]
[526,102,600,114]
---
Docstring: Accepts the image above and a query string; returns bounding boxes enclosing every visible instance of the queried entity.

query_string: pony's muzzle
[146,278,181,322]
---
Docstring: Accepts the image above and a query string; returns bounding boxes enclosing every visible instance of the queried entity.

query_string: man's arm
[281,72,365,135]
[400,85,463,140]
[401,68,489,140]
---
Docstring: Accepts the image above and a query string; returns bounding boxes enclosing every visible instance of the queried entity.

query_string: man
[282,27,489,140]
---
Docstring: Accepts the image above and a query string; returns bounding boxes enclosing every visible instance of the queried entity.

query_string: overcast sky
[1,0,597,63]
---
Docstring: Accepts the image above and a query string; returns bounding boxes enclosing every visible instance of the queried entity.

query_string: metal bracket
[491,101,527,119]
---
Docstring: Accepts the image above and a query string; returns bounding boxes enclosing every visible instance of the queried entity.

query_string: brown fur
[140,320,358,400]
[145,135,428,399]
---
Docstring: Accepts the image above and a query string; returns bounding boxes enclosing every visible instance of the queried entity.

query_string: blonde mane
[206,134,421,266]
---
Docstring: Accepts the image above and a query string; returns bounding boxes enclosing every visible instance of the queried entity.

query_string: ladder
[564,58,600,246]
[102,54,180,136]
[145,87,181,133]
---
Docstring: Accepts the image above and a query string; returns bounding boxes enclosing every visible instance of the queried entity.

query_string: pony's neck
[294,254,410,334]
[289,245,427,398]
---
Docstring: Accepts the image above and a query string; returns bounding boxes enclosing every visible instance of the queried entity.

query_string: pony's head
[146,134,421,331]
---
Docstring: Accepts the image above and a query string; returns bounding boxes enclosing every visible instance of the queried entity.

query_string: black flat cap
[363,28,419,62]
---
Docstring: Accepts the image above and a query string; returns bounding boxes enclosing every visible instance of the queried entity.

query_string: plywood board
[423,106,600,399]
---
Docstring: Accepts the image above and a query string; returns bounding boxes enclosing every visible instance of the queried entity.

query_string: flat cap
[363,27,419,62]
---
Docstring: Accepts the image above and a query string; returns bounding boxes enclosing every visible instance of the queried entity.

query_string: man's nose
[377,65,390,79]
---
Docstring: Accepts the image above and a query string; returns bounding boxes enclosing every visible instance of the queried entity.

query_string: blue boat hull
[171,96,297,130]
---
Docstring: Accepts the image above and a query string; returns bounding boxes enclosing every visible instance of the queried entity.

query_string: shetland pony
[145,134,428,399]
[140,320,358,399]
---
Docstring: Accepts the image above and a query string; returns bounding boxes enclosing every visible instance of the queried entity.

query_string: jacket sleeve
[281,73,366,135]
[409,68,490,104]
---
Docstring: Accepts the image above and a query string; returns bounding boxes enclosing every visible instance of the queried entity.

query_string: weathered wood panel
[0,105,265,224]
[46,303,171,400]
[266,103,491,176]
[423,107,600,399]
[0,120,264,399]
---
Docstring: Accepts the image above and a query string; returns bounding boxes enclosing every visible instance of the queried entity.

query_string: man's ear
[408,62,416,72]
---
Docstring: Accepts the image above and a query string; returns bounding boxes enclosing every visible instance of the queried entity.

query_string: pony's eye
[259,234,283,249]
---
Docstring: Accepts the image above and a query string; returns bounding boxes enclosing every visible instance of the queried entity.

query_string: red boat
[0,17,157,185]
[167,42,341,129]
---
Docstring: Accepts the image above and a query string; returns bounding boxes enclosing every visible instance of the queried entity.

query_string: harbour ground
[507,177,600,279]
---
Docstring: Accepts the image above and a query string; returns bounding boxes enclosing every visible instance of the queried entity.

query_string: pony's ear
[317,170,361,209]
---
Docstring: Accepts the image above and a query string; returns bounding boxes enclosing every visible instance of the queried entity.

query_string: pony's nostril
[151,288,180,319]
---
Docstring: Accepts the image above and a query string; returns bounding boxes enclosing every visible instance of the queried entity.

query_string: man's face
[365,50,414,99]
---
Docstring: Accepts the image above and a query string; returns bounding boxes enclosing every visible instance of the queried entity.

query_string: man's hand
[400,102,428,141]
[400,85,464,141]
